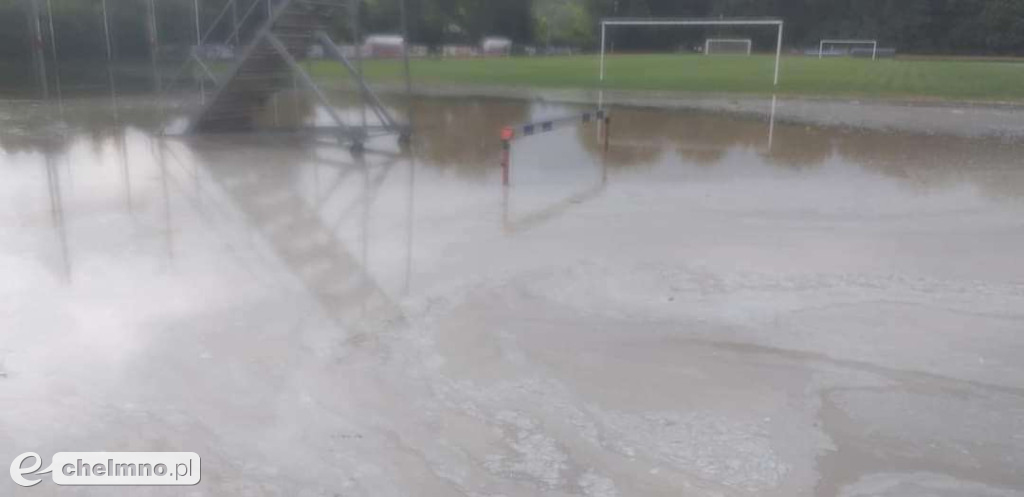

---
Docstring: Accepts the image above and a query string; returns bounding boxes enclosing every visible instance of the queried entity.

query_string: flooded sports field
[3,95,1024,496]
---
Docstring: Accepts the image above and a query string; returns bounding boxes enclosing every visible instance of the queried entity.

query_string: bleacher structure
[181,0,409,149]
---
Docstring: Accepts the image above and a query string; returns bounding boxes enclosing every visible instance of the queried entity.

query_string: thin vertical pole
[44,152,71,282]
[28,0,49,99]
[120,129,132,215]
[351,0,366,128]
[500,127,513,187]
[403,152,415,295]
[194,0,202,47]
[101,0,113,63]
[872,41,877,60]
[44,0,63,115]
[601,116,609,185]
[603,116,611,154]
[501,140,510,187]
[147,0,160,93]
[599,22,606,82]
[819,40,823,59]
[399,0,411,94]
[270,0,278,124]
[773,22,783,86]
[194,0,205,104]
[101,0,118,120]
[231,0,239,45]
[155,140,174,261]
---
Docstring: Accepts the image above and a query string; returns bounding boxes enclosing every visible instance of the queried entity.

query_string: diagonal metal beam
[315,31,401,130]
[264,32,362,140]
[191,53,219,84]
[186,0,298,133]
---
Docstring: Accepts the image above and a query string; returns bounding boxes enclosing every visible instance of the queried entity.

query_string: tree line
[2,0,1023,65]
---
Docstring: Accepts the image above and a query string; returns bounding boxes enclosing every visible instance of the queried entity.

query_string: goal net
[599,18,784,86]
[818,39,878,60]
[705,38,752,56]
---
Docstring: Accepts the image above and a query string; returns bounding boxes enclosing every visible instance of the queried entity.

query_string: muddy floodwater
[2,95,1024,496]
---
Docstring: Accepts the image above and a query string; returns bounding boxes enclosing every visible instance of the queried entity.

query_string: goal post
[819,39,878,60]
[600,17,784,86]
[705,38,753,56]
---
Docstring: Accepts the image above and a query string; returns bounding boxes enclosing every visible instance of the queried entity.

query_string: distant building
[481,37,512,56]
[363,34,404,58]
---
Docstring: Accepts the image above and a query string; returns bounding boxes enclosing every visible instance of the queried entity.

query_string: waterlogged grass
[310,54,1024,102]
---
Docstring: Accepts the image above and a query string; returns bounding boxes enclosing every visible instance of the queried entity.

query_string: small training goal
[705,38,752,56]
[818,39,878,60]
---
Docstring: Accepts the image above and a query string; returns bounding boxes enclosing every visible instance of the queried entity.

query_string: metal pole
[351,0,366,127]
[101,0,113,62]
[44,152,71,282]
[500,127,513,186]
[194,0,205,104]
[44,0,63,114]
[773,22,783,86]
[500,137,510,186]
[147,0,160,92]
[599,22,606,82]
[101,0,118,120]
[819,40,823,59]
[873,41,877,61]
[399,0,411,94]
[268,0,278,122]
[603,116,611,153]
[231,0,239,45]
[28,0,49,100]
[403,152,415,295]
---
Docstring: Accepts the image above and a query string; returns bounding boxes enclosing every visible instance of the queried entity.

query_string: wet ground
[2,95,1024,496]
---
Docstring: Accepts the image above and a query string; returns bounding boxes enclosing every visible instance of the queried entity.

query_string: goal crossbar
[819,39,878,60]
[600,17,784,85]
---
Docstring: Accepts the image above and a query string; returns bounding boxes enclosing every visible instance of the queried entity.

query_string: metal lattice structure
[21,0,409,148]
[186,0,409,148]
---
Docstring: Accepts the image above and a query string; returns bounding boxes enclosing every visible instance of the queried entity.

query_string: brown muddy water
[2,95,1024,496]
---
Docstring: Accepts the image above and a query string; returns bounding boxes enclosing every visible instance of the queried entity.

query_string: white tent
[363,34,405,58]
[481,36,512,56]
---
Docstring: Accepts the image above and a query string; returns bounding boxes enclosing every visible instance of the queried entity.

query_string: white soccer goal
[705,38,752,56]
[819,39,878,60]
[600,18,785,86]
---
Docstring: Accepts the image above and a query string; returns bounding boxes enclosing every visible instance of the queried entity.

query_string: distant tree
[981,0,1024,53]
[533,0,592,47]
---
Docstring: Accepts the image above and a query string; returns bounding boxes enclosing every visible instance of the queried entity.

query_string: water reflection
[9,93,1022,201]
[398,98,530,178]
[573,100,1024,198]
[187,138,412,332]
[43,148,71,282]
[5,95,1024,296]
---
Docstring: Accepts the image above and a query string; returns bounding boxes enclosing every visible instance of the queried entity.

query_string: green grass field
[310,54,1024,102]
